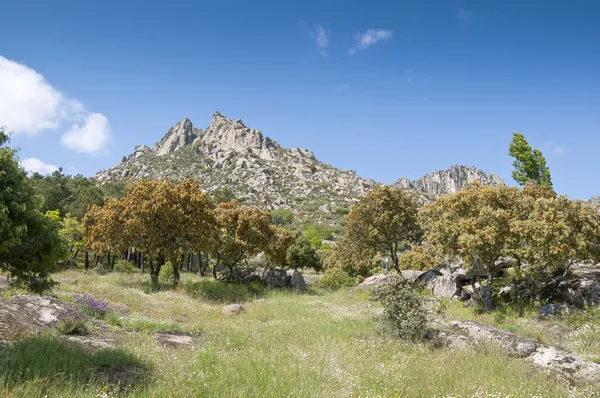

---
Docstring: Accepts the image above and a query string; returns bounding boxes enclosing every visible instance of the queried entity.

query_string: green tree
[211,187,236,204]
[60,214,85,262]
[211,201,273,280]
[0,129,65,291]
[270,209,294,226]
[345,186,422,273]
[323,235,378,277]
[286,234,321,271]
[419,183,520,309]
[509,132,552,188]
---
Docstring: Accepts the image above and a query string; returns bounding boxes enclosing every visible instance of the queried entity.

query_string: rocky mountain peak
[197,111,281,160]
[154,117,198,156]
[392,165,504,196]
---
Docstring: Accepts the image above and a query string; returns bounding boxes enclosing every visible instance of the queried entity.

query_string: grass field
[1,270,598,397]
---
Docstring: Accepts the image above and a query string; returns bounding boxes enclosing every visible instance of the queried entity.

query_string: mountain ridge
[94,112,504,222]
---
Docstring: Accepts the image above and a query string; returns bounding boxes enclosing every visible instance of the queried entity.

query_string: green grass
[0,335,146,396]
[1,270,598,397]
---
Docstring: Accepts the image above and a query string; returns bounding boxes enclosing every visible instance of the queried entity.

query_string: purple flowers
[53,308,87,335]
[75,294,109,319]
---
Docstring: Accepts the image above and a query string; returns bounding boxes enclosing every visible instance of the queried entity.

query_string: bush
[372,275,427,341]
[53,308,87,335]
[159,261,176,284]
[317,268,359,291]
[114,260,138,274]
[335,207,350,216]
[271,209,294,226]
[75,294,109,319]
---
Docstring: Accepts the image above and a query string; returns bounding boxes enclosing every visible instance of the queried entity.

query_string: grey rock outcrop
[286,269,306,291]
[262,269,288,288]
[154,117,198,156]
[222,304,245,316]
[0,294,68,340]
[440,318,600,386]
[358,274,391,288]
[392,165,504,197]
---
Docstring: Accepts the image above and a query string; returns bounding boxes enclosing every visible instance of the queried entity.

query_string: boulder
[416,267,469,300]
[222,304,245,316]
[537,303,575,318]
[358,274,390,288]
[262,269,288,287]
[155,332,198,348]
[498,284,517,301]
[0,294,69,340]
[401,270,424,283]
[563,278,600,307]
[286,270,306,291]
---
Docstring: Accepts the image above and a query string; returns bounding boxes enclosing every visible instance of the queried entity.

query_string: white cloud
[61,113,111,154]
[457,9,473,21]
[543,141,566,155]
[311,25,330,56]
[299,23,330,56]
[0,56,84,134]
[21,157,59,175]
[348,29,393,55]
[0,56,111,154]
[335,84,350,91]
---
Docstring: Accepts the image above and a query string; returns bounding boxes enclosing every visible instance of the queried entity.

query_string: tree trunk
[173,262,180,286]
[127,248,132,263]
[151,255,164,286]
[138,252,144,274]
[111,255,116,271]
[212,255,218,279]
[179,254,185,271]
[72,249,79,261]
[107,252,111,266]
[187,252,193,272]
[84,251,89,271]
[390,244,400,273]
[198,253,209,277]
[483,269,495,310]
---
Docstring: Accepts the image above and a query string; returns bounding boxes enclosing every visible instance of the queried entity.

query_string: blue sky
[1,0,599,199]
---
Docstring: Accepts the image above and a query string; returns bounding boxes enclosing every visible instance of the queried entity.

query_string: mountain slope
[94,112,377,223]
[94,112,504,223]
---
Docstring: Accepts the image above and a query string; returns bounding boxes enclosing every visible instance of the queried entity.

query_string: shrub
[372,275,427,341]
[317,268,359,291]
[75,294,109,319]
[53,308,87,335]
[271,209,294,226]
[159,261,176,284]
[114,260,138,274]
[335,207,350,216]
[105,311,123,327]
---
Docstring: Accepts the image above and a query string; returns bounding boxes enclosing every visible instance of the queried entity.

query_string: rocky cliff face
[94,112,376,223]
[154,117,199,156]
[391,165,504,197]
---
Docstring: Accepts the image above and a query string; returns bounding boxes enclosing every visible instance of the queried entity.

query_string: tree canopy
[509,132,552,188]
[0,129,65,291]
[345,186,421,272]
